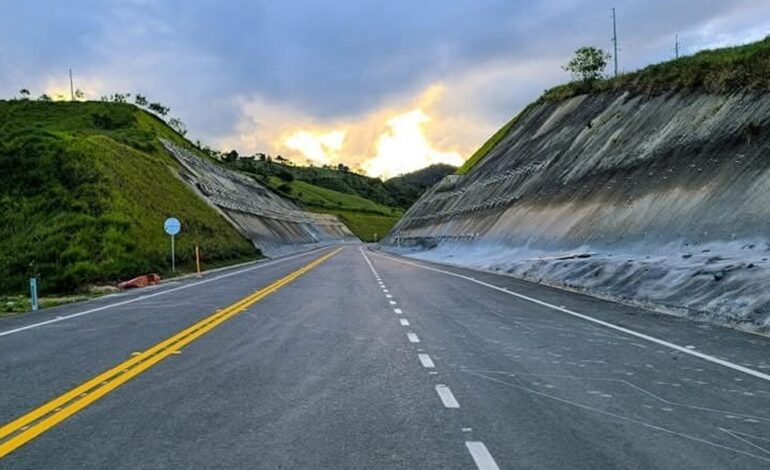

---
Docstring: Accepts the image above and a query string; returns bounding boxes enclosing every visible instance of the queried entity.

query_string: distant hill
[0,100,257,295]
[383,164,456,207]
[221,161,455,241]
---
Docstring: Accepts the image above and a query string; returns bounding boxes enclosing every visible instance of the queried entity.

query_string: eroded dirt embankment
[384,91,770,332]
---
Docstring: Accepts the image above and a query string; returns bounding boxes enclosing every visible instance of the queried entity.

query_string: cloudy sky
[1,1,769,178]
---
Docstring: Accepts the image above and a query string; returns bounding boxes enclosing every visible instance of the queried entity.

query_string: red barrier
[118,273,162,289]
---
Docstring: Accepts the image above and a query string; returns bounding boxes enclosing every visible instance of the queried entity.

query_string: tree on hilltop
[563,47,611,83]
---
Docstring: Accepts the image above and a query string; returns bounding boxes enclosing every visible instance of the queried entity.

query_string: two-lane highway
[1,245,768,468]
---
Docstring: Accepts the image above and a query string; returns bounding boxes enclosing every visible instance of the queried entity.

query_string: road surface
[0,245,768,469]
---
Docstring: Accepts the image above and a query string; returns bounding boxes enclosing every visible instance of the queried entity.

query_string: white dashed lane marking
[465,441,500,470]
[418,353,435,368]
[375,250,770,383]
[361,247,500,467]
[435,384,460,408]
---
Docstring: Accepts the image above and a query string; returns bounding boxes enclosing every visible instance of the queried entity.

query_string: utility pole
[611,7,619,77]
[69,68,74,101]
[675,34,680,59]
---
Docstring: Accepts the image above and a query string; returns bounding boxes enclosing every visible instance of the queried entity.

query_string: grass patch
[456,104,536,175]
[1,294,98,316]
[263,177,403,240]
[275,178,401,216]
[318,209,401,242]
[543,35,770,101]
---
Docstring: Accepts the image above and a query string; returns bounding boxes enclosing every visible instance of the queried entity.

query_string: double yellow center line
[0,248,340,458]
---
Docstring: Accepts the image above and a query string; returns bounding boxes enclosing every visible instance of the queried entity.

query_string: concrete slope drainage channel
[0,249,341,459]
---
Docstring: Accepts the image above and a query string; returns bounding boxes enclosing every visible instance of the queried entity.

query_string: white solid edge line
[435,384,460,408]
[360,247,380,278]
[418,353,435,368]
[407,332,420,343]
[373,251,770,383]
[465,441,500,470]
[400,318,410,326]
[0,246,335,338]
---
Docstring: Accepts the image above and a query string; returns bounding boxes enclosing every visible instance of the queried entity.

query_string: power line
[611,7,618,76]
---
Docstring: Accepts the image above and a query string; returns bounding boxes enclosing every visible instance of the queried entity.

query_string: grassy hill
[459,35,770,176]
[0,100,258,296]
[263,176,402,241]
[224,161,454,241]
[383,164,456,205]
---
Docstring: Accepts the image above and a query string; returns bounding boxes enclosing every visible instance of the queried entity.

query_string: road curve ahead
[0,245,769,469]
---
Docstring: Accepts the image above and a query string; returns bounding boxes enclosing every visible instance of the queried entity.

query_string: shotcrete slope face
[386,91,770,331]
[163,141,355,256]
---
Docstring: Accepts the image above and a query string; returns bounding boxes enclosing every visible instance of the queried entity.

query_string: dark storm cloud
[1,0,768,146]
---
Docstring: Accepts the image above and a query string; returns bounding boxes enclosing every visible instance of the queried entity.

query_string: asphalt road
[0,244,768,469]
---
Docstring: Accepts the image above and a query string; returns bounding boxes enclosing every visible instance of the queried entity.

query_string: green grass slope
[262,177,402,241]
[0,100,258,295]
[456,109,532,175]
[458,35,770,176]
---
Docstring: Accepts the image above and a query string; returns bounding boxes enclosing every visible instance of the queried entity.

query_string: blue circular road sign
[164,217,181,236]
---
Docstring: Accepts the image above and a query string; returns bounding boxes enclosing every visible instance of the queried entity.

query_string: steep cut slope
[385,39,770,332]
[164,141,355,253]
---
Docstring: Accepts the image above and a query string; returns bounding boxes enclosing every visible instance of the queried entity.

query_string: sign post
[195,245,202,278]
[29,277,39,311]
[164,217,181,272]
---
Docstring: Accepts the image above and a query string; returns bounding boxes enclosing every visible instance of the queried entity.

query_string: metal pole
[69,69,74,101]
[195,245,201,277]
[30,277,39,311]
[612,7,618,77]
[675,34,680,59]
[171,234,176,272]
